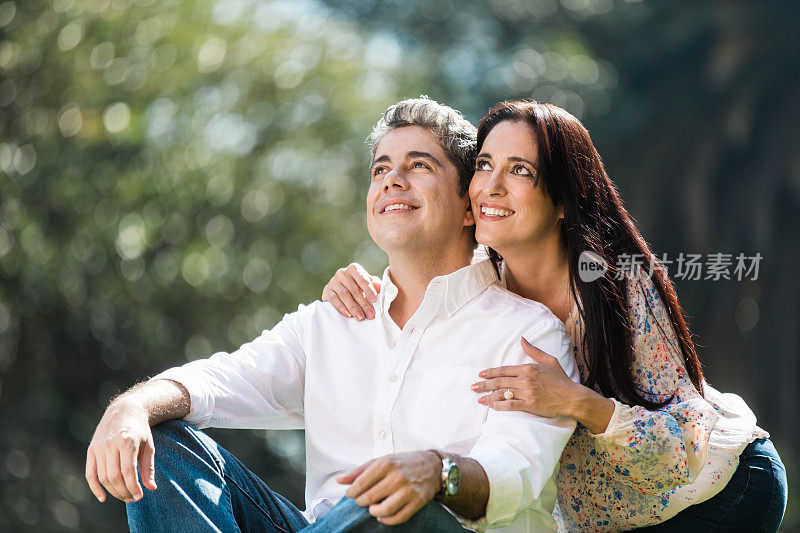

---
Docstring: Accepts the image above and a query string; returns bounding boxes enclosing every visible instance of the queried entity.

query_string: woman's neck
[501,238,573,323]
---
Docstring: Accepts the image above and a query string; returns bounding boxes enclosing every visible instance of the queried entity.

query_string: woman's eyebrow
[508,156,536,167]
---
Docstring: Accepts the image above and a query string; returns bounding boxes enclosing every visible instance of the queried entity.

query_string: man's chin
[373,231,426,252]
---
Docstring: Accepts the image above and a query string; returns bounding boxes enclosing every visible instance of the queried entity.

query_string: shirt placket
[372,282,442,457]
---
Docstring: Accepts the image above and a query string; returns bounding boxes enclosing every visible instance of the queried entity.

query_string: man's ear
[463,199,476,227]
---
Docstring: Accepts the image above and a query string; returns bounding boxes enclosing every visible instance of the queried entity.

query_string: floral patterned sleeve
[589,278,719,494]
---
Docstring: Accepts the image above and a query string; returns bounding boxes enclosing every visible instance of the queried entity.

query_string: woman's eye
[512,165,532,176]
[476,160,491,171]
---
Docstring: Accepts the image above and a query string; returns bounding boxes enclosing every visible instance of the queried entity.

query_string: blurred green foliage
[1,0,797,530]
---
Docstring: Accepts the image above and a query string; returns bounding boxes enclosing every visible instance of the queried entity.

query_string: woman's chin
[476,234,505,254]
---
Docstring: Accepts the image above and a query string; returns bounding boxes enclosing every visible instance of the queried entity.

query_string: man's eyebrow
[371,154,391,168]
[407,151,443,168]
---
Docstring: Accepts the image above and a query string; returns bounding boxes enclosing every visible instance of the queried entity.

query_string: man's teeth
[481,206,513,217]
[384,203,415,212]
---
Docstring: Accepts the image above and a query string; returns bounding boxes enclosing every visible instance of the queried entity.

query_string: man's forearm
[113,378,191,426]
[435,456,489,521]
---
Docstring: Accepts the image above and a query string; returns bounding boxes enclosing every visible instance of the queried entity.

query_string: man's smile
[379,199,420,214]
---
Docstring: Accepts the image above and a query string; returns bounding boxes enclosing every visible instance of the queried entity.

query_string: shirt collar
[378,258,499,318]
[499,259,581,324]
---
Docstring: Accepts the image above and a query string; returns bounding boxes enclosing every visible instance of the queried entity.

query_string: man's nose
[383,168,409,191]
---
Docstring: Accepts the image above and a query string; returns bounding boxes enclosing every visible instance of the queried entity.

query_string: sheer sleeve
[589,278,718,494]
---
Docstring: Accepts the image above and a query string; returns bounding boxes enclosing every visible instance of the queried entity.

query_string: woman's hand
[322,263,381,320]
[472,338,615,433]
[472,338,579,418]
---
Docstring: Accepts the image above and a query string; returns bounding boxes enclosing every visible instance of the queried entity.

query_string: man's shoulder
[284,299,346,323]
[478,282,566,330]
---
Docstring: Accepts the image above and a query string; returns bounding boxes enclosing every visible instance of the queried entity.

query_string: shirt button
[388,375,398,383]
[377,430,387,440]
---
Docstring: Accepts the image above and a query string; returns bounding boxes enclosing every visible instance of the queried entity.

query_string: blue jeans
[636,438,787,532]
[126,421,466,532]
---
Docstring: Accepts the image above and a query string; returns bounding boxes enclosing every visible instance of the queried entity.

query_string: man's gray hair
[367,97,477,197]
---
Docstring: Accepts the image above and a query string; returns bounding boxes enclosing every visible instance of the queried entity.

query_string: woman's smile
[478,202,515,221]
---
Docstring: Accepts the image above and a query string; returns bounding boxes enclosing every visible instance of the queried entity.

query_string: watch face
[445,462,460,496]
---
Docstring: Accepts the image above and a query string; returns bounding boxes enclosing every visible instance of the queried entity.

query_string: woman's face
[469,120,563,255]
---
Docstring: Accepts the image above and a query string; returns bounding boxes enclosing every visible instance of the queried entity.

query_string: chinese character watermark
[579,252,762,282]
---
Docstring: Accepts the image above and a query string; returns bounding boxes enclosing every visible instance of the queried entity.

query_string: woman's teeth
[481,206,513,217]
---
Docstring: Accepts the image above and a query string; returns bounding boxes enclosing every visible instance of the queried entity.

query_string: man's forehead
[373,126,445,160]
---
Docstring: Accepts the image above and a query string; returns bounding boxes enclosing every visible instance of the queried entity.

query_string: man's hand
[86,398,157,503]
[336,451,441,525]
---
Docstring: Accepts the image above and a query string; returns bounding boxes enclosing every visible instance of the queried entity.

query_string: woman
[322,100,787,531]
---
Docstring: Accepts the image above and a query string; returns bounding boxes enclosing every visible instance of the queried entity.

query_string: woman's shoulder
[625,274,672,335]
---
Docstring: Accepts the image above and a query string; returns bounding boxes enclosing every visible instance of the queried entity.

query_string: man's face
[366,126,474,255]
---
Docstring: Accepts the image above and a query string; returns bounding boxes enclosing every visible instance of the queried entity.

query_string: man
[85,97,579,532]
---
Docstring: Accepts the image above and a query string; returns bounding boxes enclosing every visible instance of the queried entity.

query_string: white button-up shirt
[154,259,578,531]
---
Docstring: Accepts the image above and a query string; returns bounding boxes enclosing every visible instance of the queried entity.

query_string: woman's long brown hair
[477,100,704,408]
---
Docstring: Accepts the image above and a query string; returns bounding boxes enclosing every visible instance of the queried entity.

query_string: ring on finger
[503,389,514,400]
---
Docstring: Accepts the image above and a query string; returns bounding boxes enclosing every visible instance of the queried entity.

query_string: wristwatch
[430,450,460,498]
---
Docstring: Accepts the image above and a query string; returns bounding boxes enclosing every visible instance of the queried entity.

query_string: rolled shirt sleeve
[151,307,308,430]
[468,317,578,528]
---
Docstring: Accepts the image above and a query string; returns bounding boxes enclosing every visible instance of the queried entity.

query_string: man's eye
[411,161,429,170]
[372,167,387,177]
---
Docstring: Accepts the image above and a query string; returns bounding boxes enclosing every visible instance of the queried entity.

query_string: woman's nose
[484,171,506,196]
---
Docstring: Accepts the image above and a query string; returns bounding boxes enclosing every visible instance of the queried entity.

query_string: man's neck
[501,234,572,323]
[386,246,473,329]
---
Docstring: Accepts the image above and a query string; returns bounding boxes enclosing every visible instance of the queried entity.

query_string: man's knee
[150,420,197,445]
[149,420,219,473]
[307,497,464,532]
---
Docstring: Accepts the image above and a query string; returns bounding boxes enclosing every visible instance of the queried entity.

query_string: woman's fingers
[322,264,379,320]
[323,283,353,318]
[330,284,368,320]
[478,388,519,405]
[338,271,375,319]
[478,364,530,379]
[370,276,382,294]
[347,264,379,303]
[521,337,558,364]
[471,375,524,393]
[489,399,527,411]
